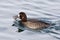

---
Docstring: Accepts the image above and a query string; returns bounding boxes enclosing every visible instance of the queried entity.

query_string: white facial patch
[18,14,20,18]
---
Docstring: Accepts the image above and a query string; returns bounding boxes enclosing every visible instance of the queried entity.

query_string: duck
[12,12,55,32]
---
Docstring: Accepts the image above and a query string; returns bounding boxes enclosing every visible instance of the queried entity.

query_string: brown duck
[13,12,53,30]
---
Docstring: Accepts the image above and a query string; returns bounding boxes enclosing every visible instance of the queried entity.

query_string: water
[0,0,60,40]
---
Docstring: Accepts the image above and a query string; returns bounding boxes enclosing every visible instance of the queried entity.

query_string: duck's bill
[13,15,21,21]
[13,14,19,19]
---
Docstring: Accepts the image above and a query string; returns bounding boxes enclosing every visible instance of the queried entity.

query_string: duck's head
[18,12,27,22]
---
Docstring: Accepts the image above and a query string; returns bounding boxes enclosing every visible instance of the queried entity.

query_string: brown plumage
[16,12,50,30]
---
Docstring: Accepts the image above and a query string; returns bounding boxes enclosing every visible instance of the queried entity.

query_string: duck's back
[22,19,50,30]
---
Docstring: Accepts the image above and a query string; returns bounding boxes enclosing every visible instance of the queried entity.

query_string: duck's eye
[20,15,22,19]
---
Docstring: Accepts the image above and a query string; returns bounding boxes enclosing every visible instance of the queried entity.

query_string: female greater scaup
[12,12,55,32]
